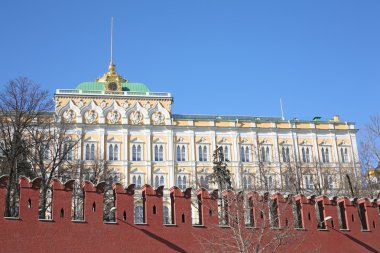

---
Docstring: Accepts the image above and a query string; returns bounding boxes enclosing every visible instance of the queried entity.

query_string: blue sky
[0,1,379,137]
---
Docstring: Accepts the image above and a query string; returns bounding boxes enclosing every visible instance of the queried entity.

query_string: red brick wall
[0,176,379,253]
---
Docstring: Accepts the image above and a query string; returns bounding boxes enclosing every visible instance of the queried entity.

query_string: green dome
[75,82,150,92]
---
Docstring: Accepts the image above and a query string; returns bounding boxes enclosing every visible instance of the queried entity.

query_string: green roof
[75,82,150,92]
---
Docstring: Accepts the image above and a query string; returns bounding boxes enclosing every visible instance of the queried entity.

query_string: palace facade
[54,62,360,195]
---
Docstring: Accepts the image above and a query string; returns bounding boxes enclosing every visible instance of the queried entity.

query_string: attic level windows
[109,144,119,161]
[85,143,95,160]
[198,145,208,162]
[176,145,186,162]
[301,147,311,163]
[240,146,250,162]
[132,144,142,161]
[154,144,164,161]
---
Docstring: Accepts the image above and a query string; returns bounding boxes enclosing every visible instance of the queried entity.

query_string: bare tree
[359,115,380,198]
[0,77,53,216]
[27,117,80,219]
[196,147,302,253]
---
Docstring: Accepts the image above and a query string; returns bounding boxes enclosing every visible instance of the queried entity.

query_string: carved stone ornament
[85,110,98,124]
[77,100,85,108]
[130,111,143,125]
[144,102,152,110]
[122,101,129,109]
[108,110,120,124]
[55,100,61,108]
[221,137,227,143]
[63,109,75,123]
[152,111,165,125]
[100,100,107,109]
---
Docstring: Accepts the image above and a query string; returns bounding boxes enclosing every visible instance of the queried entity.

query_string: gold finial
[96,17,127,83]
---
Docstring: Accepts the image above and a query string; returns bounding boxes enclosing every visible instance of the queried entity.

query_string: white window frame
[242,173,254,190]
[153,143,165,162]
[340,147,350,163]
[108,143,120,161]
[240,145,251,163]
[176,172,189,190]
[280,145,292,163]
[131,141,144,162]
[130,170,145,189]
[153,171,166,189]
[260,145,272,162]
[197,144,209,162]
[176,144,187,162]
[320,146,331,164]
[300,145,312,163]
[304,174,314,190]
[85,142,96,160]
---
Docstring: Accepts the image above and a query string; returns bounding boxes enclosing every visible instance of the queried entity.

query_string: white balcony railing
[56,89,172,98]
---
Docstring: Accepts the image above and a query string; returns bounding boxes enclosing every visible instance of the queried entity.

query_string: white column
[190,131,196,187]
[167,129,174,188]
[123,129,129,187]
[145,130,152,185]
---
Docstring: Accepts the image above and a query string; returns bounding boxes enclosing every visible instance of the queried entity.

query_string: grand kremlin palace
[55,61,360,206]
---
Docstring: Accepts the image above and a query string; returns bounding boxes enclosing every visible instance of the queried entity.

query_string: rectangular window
[338,201,347,230]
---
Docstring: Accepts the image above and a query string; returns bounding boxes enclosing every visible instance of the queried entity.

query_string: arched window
[109,144,114,161]
[155,175,160,189]
[154,145,159,161]
[248,176,252,189]
[177,175,187,190]
[64,143,73,161]
[159,145,164,161]
[243,176,248,189]
[268,175,273,190]
[302,147,306,163]
[85,144,90,160]
[160,175,165,186]
[261,147,266,161]
[176,146,181,161]
[200,176,205,187]
[114,145,118,160]
[306,148,310,163]
[137,175,142,189]
[132,175,136,185]
[240,146,245,162]
[176,145,186,161]
[341,148,349,163]
[134,205,144,224]
[90,144,95,160]
[198,145,208,162]
[245,147,250,162]
[322,147,329,163]
[266,147,270,162]
[132,145,137,161]
[181,145,186,161]
[177,176,182,188]
[223,146,229,161]
[137,145,142,161]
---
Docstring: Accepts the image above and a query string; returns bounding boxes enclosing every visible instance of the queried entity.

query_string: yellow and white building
[55,61,360,194]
